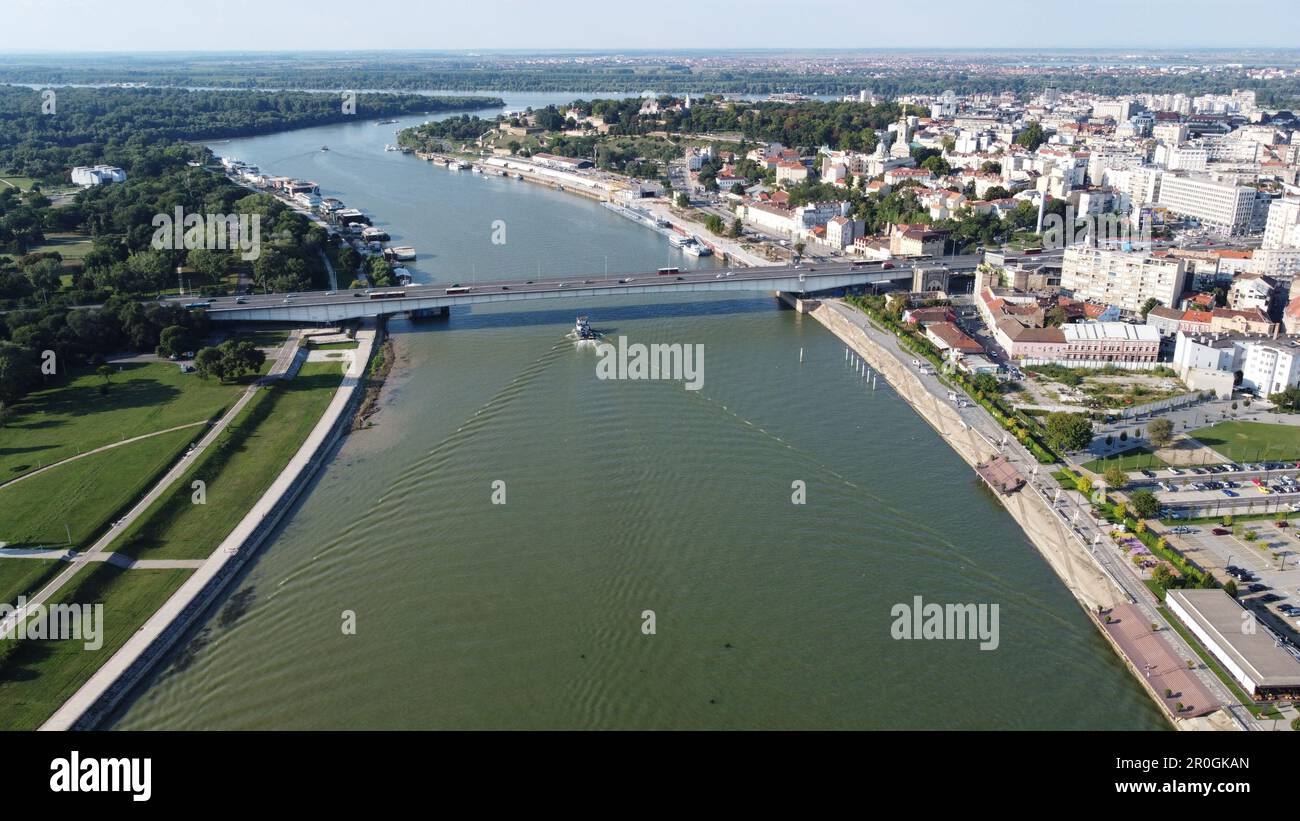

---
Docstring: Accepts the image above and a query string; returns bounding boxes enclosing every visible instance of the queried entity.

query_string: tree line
[0,86,501,180]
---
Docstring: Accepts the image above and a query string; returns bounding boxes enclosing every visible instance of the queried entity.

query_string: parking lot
[1122,461,1300,517]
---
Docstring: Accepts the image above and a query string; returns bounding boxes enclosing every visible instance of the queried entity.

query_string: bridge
[188,256,985,323]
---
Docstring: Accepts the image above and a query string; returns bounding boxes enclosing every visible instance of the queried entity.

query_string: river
[110,94,1166,729]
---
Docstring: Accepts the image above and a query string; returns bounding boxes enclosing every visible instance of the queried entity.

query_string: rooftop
[1167,589,1300,689]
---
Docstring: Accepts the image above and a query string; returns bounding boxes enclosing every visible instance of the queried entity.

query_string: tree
[96,364,114,384]
[1015,122,1046,151]
[0,400,13,429]
[216,339,265,382]
[675,192,689,208]
[1044,412,1093,452]
[157,325,198,358]
[1104,465,1128,489]
[1139,297,1160,318]
[703,214,725,235]
[1224,579,1238,598]
[729,217,743,238]
[1128,489,1160,519]
[1269,385,1300,411]
[971,373,999,396]
[1151,563,1175,590]
[1148,417,1174,448]
[194,346,227,382]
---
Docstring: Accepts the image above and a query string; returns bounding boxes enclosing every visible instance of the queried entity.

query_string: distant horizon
[7,0,1300,52]
[5,46,1300,57]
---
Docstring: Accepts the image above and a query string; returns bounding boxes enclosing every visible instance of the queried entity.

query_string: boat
[668,233,691,248]
[384,144,399,152]
[375,119,398,125]
[574,316,596,340]
[682,242,709,257]
[388,246,417,261]
[320,145,329,151]
[513,173,524,180]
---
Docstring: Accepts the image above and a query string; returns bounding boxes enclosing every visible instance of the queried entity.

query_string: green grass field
[28,233,93,260]
[0,427,198,549]
[0,559,63,608]
[0,361,244,481]
[309,340,359,350]
[0,564,191,730]
[0,175,37,191]
[112,362,344,561]
[1190,421,1300,463]
[1081,446,1169,473]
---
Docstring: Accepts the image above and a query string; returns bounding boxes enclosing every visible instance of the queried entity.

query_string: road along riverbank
[41,329,377,730]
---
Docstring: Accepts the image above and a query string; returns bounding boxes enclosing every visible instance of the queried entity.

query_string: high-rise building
[1061,246,1187,313]
[1156,174,1260,235]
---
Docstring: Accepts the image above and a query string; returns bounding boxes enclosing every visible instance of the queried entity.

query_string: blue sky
[6,0,1298,52]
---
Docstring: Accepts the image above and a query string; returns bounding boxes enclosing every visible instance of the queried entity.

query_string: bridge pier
[409,306,450,320]
[775,292,819,313]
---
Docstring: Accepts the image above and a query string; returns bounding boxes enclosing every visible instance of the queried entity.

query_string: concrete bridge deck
[184,256,984,323]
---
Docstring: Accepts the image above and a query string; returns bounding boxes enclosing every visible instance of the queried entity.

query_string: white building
[1060,246,1187,313]
[70,165,127,186]
[1262,196,1300,251]
[825,216,857,250]
[1156,174,1260,235]
[1241,340,1300,396]
[1166,589,1300,700]
[1227,274,1276,315]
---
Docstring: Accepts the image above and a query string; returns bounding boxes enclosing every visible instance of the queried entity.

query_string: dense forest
[0,85,425,406]
[399,97,923,157]
[0,86,501,179]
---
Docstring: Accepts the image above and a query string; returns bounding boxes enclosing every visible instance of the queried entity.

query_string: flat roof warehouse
[1166,589,1300,700]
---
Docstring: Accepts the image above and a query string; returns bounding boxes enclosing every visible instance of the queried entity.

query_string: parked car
[1211,527,1231,535]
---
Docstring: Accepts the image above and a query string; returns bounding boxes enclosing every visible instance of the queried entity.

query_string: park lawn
[0,175,37,191]
[28,233,93,260]
[0,563,191,731]
[233,328,292,348]
[1190,420,1300,463]
[0,427,197,549]
[112,361,344,561]
[0,360,244,481]
[1081,446,1169,473]
[0,559,63,608]
[310,340,359,350]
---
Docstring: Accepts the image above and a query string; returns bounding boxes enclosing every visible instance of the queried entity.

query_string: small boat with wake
[573,315,598,341]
